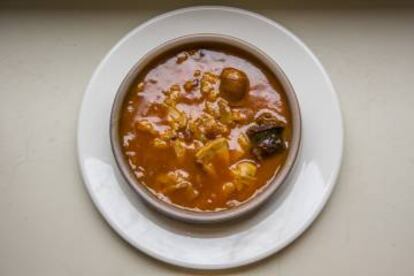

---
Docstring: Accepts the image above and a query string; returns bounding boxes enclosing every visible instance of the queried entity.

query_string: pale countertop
[1,6,414,276]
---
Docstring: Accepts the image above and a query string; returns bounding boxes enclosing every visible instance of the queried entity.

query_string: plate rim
[77,5,344,270]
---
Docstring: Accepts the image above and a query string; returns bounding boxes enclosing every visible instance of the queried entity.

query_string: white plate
[77,6,343,270]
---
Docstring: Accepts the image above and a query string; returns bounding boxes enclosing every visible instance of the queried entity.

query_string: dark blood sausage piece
[219,67,249,102]
[246,124,285,159]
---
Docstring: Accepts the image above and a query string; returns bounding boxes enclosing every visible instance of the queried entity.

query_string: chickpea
[222,182,236,197]
[219,67,249,102]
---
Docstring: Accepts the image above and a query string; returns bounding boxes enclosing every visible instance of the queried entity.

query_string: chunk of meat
[135,120,158,135]
[153,138,168,149]
[246,124,284,159]
[230,161,257,191]
[183,79,199,92]
[163,84,181,107]
[156,170,199,200]
[195,138,230,176]
[255,111,284,127]
[231,133,251,161]
[217,98,233,125]
[246,111,286,159]
[166,105,188,130]
[196,138,230,164]
[190,113,228,141]
[173,140,186,162]
[176,52,188,64]
[200,72,218,93]
[219,67,249,102]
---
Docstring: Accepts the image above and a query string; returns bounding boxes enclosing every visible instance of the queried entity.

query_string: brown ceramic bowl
[110,34,301,224]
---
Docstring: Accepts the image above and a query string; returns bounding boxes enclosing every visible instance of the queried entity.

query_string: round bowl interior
[110,33,301,224]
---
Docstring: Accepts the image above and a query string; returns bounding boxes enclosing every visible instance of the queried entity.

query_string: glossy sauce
[119,43,292,211]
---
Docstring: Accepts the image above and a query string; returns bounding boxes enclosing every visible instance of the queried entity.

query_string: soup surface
[119,43,292,211]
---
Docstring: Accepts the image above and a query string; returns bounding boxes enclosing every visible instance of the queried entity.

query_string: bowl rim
[110,33,301,224]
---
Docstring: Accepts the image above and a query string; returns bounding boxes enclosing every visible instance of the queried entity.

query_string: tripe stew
[119,42,292,211]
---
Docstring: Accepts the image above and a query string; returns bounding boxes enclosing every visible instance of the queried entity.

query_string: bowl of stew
[110,34,301,223]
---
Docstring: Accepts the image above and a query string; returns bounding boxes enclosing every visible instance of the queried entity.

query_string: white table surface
[1,6,413,276]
